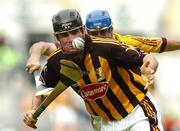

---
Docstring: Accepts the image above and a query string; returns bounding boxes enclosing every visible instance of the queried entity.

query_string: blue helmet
[85,10,112,31]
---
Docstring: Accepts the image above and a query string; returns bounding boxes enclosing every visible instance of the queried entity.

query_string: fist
[23,110,38,129]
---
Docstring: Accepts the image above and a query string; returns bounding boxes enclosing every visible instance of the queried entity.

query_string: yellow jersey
[114,33,167,53]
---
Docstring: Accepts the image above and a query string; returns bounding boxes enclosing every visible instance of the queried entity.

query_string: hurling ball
[72,37,85,50]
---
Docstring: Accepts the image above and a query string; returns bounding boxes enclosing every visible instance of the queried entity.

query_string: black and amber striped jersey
[40,34,148,121]
[114,33,167,53]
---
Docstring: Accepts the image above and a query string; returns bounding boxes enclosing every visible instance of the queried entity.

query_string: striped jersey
[40,35,148,121]
[114,33,167,53]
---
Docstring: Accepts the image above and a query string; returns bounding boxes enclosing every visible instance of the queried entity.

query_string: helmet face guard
[52,9,83,34]
[85,10,112,32]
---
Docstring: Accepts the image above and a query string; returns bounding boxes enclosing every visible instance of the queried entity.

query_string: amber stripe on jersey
[86,99,110,120]
[110,65,140,107]
[48,48,62,59]
[99,57,131,116]
[75,37,147,120]
[83,54,117,120]
[82,53,147,120]
[84,54,97,83]
[100,95,123,120]
[91,36,140,53]
[84,100,98,116]
[91,36,120,46]
[140,96,160,131]
[129,70,146,93]
[117,68,146,102]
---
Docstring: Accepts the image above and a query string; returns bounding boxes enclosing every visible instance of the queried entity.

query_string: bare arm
[26,41,58,74]
[165,39,180,51]
[23,95,45,129]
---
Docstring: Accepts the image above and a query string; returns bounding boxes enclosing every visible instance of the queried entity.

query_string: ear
[53,33,59,41]
[81,25,86,33]
[55,34,59,40]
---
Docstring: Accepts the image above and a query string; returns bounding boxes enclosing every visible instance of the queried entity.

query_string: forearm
[29,41,55,57]
[165,39,180,51]
[26,42,57,73]
[31,95,46,110]
[23,95,45,129]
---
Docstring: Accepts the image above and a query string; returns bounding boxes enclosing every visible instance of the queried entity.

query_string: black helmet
[52,9,83,34]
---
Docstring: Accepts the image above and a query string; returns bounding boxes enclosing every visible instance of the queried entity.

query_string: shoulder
[46,48,64,68]
[91,36,120,46]
[48,48,63,60]
[84,35,121,52]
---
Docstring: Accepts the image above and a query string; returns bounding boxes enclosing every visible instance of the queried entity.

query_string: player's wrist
[31,107,38,111]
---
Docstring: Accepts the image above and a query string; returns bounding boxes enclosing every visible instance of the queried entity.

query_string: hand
[23,110,38,129]
[25,58,41,74]
[141,61,155,89]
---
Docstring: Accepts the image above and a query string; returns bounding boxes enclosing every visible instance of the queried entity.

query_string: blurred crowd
[0,0,180,131]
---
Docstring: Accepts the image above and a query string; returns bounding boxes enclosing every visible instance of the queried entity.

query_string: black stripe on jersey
[110,65,139,107]
[79,62,91,84]
[140,96,160,131]
[127,70,147,94]
[60,74,76,87]
[72,58,91,84]
[85,100,98,116]
[92,38,120,46]
[91,52,101,69]
[48,48,62,59]
[95,99,115,120]
[91,36,119,42]
[106,88,128,117]
[71,84,80,93]
[82,69,91,84]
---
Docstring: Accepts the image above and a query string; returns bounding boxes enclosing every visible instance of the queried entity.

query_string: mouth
[63,44,78,52]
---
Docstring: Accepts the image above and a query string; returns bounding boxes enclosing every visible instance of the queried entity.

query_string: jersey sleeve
[39,52,77,89]
[40,62,60,87]
[40,53,61,87]
[110,44,146,69]
[114,33,167,53]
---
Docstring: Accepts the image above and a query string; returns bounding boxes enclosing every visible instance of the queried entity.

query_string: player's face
[57,27,85,52]
[88,29,112,38]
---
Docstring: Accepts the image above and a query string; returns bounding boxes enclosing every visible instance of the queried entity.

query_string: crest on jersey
[96,67,105,82]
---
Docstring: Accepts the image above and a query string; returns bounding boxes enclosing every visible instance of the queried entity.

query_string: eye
[70,29,79,35]
[100,30,107,35]
[89,31,99,36]
[59,32,69,37]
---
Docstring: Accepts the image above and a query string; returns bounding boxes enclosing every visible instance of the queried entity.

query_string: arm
[23,59,82,129]
[23,59,60,129]
[26,41,58,74]
[23,95,45,129]
[114,33,165,53]
[165,39,180,51]
[110,43,158,88]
